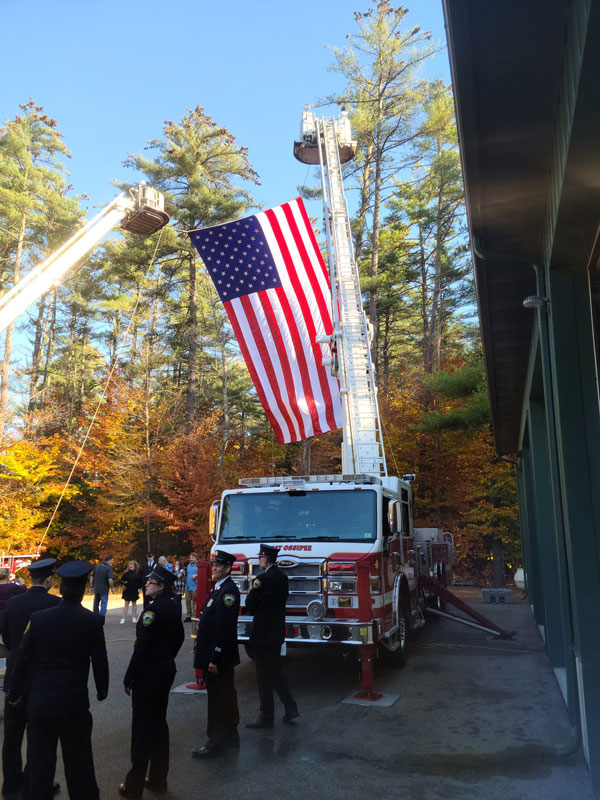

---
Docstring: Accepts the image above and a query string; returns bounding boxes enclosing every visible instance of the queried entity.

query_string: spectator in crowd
[120,561,142,624]
[119,565,184,798]
[140,554,157,610]
[90,556,114,616]
[158,556,173,573]
[245,543,299,729]
[184,553,198,623]
[0,567,26,631]
[2,558,60,799]
[8,560,109,800]
[173,560,186,613]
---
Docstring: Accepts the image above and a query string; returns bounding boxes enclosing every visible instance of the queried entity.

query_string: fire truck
[205,111,455,695]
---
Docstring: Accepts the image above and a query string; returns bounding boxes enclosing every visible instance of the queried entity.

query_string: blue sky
[2,0,450,217]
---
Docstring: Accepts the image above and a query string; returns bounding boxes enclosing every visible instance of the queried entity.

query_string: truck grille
[249,559,324,611]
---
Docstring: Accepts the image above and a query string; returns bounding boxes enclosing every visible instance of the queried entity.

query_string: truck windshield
[219,489,377,543]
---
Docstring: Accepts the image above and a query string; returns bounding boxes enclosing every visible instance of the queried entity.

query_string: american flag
[189,198,342,444]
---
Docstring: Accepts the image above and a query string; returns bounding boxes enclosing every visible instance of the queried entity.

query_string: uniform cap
[259,543,280,562]
[57,560,92,583]
[27,558,56,578]
[213,550,236,567]
[148,565,175,585]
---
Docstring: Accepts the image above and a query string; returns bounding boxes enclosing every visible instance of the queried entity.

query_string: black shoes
[192,745,225,758]
[245,717,274,729]
[118,784,142,799]
[282,709,300,722]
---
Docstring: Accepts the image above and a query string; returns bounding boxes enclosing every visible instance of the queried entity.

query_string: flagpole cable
[37,227,166,552]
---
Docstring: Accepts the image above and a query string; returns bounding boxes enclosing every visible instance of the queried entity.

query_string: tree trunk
[28,294,48,412]
[216,317,229,472]
[185,253,197,435]
[0,213,26,431]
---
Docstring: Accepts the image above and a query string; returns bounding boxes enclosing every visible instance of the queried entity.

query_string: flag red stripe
[264,208,323,435]
[280,202,338,430]
[296,197,331,288]
[258,292,307,440]
[224,301,285,444]
[239,294,298,442]
[267,207,336,432]
[283,202,333,338]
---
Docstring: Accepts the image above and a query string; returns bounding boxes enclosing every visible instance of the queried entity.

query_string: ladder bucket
[122,207,170,236]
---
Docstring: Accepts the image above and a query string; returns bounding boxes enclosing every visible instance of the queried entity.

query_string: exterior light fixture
[522,295,548,309]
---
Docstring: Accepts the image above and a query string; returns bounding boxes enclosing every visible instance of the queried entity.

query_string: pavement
[2,588,595,800]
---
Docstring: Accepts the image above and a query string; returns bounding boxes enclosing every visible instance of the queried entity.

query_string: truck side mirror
[209,501,220,542]
[387,500,402,536]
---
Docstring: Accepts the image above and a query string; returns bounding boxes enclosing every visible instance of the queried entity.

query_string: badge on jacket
[142,611,155,626]
[252,578,261,588]
[223,594,235,607]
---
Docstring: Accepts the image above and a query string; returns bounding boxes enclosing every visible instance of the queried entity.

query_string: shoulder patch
[223,593,235,607]
[23,620,31,635]
[252,578,261,589]
[142,610,155,627]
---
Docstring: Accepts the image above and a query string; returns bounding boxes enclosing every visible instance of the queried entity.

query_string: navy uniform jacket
[124,591,184,687]
[193,576,240,670]
[8,601,109,715]
[245,565,288,649]
[1,586,60,692]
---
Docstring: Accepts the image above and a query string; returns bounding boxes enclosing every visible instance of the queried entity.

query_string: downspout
[532,262,580,756]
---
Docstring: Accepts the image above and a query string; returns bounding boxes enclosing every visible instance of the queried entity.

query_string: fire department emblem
[142,611,155,626]
[223,594,235,607]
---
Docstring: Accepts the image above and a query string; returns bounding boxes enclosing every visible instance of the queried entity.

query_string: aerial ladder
[0,183,169,334]
[295,110,386,477]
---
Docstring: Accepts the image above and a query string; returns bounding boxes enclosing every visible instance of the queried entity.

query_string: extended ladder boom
[295,111,386,477]
[0,183,169,334]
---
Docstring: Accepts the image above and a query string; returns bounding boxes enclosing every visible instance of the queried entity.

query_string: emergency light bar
[238,474,382,488]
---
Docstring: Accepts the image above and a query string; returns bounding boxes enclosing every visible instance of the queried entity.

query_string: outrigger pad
[342,692,399,707]
[122,207,170,236]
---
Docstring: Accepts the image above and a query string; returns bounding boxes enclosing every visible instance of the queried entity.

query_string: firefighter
[1,558,60,798]
[120,564,184,798]
[192,550,241,757]
[245,543,299,728]
[7,560,109,800]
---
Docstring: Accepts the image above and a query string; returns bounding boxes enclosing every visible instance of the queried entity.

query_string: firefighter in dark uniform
[7,560,109,800]
[1,558,60,799]
[245,543,299,728]
[119,564,184,798]
[192,550,240,758]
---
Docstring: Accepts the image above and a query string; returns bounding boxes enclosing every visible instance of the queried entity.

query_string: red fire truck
[203,112,455,695]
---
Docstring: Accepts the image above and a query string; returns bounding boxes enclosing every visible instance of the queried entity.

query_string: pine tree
[0,100,83,430]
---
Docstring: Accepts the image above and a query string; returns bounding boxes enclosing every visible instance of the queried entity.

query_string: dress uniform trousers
[254,645,297,721]
[26,710,98,800]
[204,665,239,748]
[2,698,27,794]
[124,662,175,795]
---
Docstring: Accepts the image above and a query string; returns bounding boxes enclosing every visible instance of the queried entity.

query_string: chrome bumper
[236,615,374,646]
